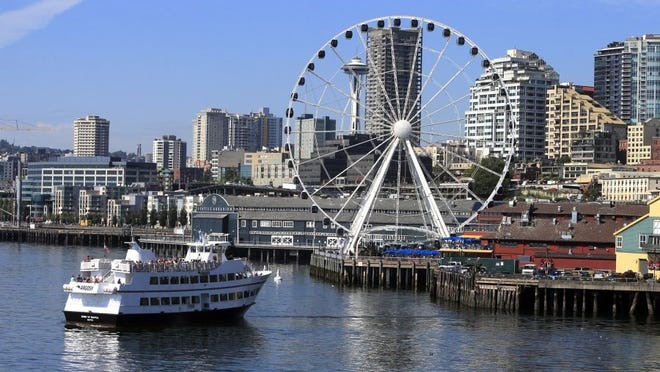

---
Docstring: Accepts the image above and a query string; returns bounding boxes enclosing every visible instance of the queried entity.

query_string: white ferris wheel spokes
[283,16,514,256]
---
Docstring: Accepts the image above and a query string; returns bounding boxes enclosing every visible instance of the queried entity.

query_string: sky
[0,0,658,153]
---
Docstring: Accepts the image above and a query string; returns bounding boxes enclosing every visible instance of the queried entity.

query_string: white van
[521,264,537,276]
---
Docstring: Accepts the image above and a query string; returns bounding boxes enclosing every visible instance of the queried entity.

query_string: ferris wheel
[283,16,515,255]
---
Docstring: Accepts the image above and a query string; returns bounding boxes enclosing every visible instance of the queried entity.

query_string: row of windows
[148,272,248,285]
[139,289,257,306]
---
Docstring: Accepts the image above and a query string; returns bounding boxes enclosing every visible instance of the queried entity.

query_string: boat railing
[128,260,221,273]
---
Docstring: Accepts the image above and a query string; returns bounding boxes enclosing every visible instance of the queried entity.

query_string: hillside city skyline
[0,1,659,152]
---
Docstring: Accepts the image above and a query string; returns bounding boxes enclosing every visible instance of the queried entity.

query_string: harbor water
[1,242,660,370]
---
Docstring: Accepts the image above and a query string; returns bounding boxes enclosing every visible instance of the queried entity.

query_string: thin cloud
[0,0,83,48]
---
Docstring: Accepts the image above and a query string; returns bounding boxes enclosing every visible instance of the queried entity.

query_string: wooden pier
[310,252,660,317]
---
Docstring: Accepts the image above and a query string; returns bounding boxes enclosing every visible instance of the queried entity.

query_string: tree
[469,157,510,199]
[178,208,188,227]
[149,208,158,227]
[221,167,239,184]
[158,208,167,227]
[168,206,177,228]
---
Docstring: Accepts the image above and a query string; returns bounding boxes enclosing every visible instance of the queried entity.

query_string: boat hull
[64,305,251,328]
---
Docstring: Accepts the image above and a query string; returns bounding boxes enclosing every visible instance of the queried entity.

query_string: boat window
[191,296,200,304]
[250,290,255,296]
[159,276,169,285]
[170,276,179,284]
[199,275,208,283]
[149,277,158,285]
[219,274,227,282]
[181,296,190,304]
[244,290,249,298]
[228,293,236,300]
[205,247,211,253]
[209,275,218,282]
[228,273,235,281]
[150,298,160,306]
[237,292,243,299]
[220,294,228,301]
[161,297,170,305]
[210,294,219,302]
[181,276,189,284]
[190,276,199,284]
[191,247,197,253]
[140,297,149,306]
[171,297,180,305]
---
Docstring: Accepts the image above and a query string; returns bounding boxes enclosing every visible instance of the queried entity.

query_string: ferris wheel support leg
[404,139,450,238]
[343,138,400,256]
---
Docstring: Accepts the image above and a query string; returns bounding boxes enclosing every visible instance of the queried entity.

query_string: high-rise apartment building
[595,34,660,123]
[192,108,229,166]
[465,49,559,161]
[365,27,422,141]
[193,107,282,166]
[73,115,110,157]
[545,83,626,163]
[152,135,187,171]
[294,114,336,160]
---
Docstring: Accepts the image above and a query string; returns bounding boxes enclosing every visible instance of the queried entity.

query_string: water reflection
[62,321,265,370]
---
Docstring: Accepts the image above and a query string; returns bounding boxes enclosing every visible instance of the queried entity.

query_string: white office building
[73,115,110,157]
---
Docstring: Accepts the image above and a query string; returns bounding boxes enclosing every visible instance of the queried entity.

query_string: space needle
[341,57,368,134]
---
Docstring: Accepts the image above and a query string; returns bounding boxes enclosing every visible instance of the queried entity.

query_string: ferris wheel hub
[392,119,413,139]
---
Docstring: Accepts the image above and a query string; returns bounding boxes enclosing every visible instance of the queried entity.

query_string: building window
[283,221,294,228]
[654,220,660,235]
[241,220,246,228]
[306,221,314,228]
[260,220,271,228]
[252,220,257,228]
[272,220,282,228]
[639,234,648,247]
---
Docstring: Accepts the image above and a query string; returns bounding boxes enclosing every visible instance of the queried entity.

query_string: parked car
[521,264,537,276]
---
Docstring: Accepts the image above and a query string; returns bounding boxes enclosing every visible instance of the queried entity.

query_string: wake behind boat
[63,233,271,327]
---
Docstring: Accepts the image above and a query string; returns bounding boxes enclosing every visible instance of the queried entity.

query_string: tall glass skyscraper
[365,26,422,142]
[595,34,660,123]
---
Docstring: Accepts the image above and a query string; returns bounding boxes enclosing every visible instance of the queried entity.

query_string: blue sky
[0,0,658,153]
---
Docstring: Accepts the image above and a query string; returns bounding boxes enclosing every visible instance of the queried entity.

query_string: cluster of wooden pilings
[0,226,130,247]
[310,253,660,317]
[434,272,523,313]
[309,252,436,290]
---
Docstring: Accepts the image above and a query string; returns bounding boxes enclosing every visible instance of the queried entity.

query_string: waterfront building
[600,172,660,202]
[594,35,660,123]
[614,195,660,278]
[561,162,635,182]
[465,49,559,161]
[637,138,660,172]
[545,83,626,162]
[73,115,110,157]
[210,149,245,182]
[626,119,660,165]
[192,108,230,166]
[152,135,186,171]
[478,200,647,270]
[365,26,422,142]
[78,187,107,225]
[22,156,158,203]
[294,114,336,160]
[246,150,294,188]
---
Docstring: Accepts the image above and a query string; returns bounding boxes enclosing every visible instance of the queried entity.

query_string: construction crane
[0,118,51,132]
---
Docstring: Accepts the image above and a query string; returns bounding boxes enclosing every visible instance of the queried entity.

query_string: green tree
[178,208,188,227]
[138,206,148,226]
[221,167,239,184]
[202,168,213,182]
[469,157,510,199]
[168,206,178,228]
[158,208,167,227]
[149,208,158,227]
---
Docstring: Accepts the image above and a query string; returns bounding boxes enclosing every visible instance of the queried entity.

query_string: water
[1,242,660,371]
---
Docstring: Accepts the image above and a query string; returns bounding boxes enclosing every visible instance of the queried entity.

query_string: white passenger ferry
[63,233,271,327]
